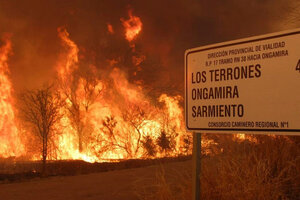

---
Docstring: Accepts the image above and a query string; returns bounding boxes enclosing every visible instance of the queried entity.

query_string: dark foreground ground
[0,159,191,200]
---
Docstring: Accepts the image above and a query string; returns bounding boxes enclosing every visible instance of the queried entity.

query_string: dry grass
[135,135,300,200]
[133,163,192,200]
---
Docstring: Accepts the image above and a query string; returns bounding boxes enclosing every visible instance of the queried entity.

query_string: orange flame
[52,28,188,162]
[0,26,190,163]
[121,10,142,42]
[54,27,101,162]
[57,27,79,80]
[0,35,24,158]
[132,55,146,67]
[107,24,114,34]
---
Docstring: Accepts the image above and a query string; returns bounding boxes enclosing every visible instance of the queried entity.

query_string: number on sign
[296,60,300,72]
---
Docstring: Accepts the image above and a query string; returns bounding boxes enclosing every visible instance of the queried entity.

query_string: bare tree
[92,104,149,159]
[18,86,64,174]
[91,108,146,160]
[122,104,147,157]
[101,115,133,158]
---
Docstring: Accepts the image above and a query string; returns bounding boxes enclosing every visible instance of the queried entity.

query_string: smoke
[0,0,298,95]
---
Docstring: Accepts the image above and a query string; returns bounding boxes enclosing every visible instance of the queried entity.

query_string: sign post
[192,132,201,200]
[185,29,300,199]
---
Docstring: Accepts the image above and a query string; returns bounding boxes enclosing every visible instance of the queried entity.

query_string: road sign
[185,29,300,135]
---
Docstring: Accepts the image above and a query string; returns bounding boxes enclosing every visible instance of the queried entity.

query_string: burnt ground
[0,159,191,200]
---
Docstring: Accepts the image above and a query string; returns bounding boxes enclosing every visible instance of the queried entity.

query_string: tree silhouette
[142,135,157,157]
[18,86,64,174]
[156,130,176,155]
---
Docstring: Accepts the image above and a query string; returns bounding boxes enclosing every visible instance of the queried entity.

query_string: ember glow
[0,11,191,163]
[107,24,114,34]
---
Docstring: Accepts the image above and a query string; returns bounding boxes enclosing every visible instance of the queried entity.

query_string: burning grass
[134,135,300,200]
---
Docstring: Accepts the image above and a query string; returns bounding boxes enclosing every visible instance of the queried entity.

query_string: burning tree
[56,27,103,153]
[121,103,148,157]
[100,116,127,157]
[18,86,64,174]
[63,72,102,152]
[91,104,152,160]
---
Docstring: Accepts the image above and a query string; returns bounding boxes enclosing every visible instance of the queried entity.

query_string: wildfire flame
[0,15,190,163]
[107,24,114,34]
[121,10,142,42]
[57,27,79,80]
[0,35,24,158]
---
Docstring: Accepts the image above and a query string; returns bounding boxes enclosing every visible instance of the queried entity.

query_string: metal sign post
[192,132,201,200]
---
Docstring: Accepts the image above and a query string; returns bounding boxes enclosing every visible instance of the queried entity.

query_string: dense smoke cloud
[0,0,298,95]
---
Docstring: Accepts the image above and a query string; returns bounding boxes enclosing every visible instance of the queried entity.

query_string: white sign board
[185,29,300,135]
